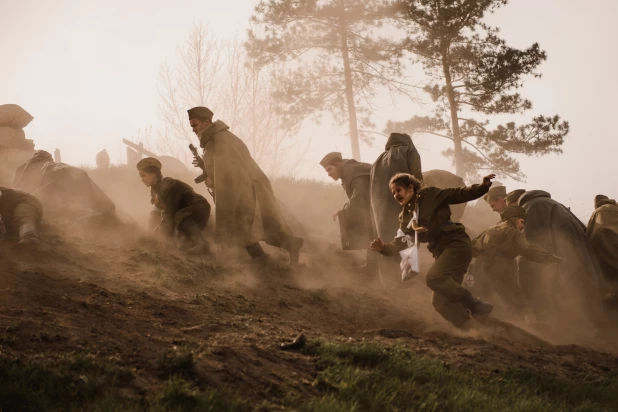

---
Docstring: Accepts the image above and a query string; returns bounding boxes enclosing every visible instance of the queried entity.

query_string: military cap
[319,152,343,167]
[500,206,527,221]
[32,150,53,162]
[136,157,162,171]
[506,189,526,206]
[187,106,214,121]
[595,194,609,209]
[483,185,507,203]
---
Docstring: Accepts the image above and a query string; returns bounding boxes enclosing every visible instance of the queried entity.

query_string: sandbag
[0,104,34,128]
[0,127,26,150]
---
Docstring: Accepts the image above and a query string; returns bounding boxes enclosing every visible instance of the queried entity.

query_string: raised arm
[427,174,494,206]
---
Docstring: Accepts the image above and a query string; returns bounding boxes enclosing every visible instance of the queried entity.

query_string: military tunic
[381,184,489,327]
[338,159,375,236]
[472,221,559,315]
[587,199,618,283]
[516,190,603,322]
[151,177,211,237]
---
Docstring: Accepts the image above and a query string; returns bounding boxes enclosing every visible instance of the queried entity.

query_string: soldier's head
[389,173,421,206]
[484,185,507,213]
[506,189,526,207]
[595,194,609,209]
[319,152,343,181]
[188,106,214,136]
[501,206,526,231]
[136,157,162,188]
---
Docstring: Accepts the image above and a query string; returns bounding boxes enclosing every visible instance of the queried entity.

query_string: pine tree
[387,0,569,180]
[246,0,413,160]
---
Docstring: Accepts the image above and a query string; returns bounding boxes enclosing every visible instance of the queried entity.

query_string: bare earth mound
[0,221,617,410]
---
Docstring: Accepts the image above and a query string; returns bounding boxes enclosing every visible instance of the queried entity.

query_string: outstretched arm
[428,174,495,206]
[514,229,560,265]
[371,235,409,257]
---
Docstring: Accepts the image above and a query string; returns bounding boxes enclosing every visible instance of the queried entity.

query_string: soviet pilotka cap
[506,189,526,206]
[187,106,214,121]
[500,205,527,221]
[483,185,507,203]
[136,157,162,171]
[319,152,343,168]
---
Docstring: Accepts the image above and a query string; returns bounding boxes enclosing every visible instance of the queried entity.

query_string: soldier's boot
[246,242,267,260]
[284,236,304,265]
[351,260,379,278]
[17,221,40,245]
[460,294,493,318]
[185,237,212,255]
[179,218,211,255]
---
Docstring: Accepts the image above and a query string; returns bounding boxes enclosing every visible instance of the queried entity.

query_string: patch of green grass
[157,349,196,379]
[0,354,249,411]
[299,340,618,412]
[155,376,250,412]
[0,354,134,411]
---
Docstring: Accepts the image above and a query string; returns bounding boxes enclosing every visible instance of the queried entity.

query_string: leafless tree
[157,22,306,176]
[157,22,223,144]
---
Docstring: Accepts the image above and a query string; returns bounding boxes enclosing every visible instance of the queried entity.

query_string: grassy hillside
[1,223,617,411]
[1,161,617,411]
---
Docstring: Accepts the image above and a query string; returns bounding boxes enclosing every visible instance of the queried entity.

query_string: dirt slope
[1,221,617,409]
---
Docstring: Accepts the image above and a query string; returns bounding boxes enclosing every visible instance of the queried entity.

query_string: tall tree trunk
[338,5,361,161]
[441,52,464,177]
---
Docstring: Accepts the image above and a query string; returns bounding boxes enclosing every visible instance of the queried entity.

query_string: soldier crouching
[0,187,43,245]
[137,158,211,254]
[471,206,561,322]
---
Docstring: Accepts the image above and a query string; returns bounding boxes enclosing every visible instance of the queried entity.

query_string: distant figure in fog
[96,149,111,170]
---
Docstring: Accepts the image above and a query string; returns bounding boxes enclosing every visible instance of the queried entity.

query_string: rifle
[189,144,215,201]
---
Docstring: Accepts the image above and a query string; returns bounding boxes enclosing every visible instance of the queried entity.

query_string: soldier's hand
[552,255,562,266]
[192,157,205,169]
[482,174,496,187]
[370,237,385,252]
[332,211,339,221]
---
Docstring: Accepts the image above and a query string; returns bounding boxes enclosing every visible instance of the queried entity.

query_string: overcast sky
[2,0,617,220]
